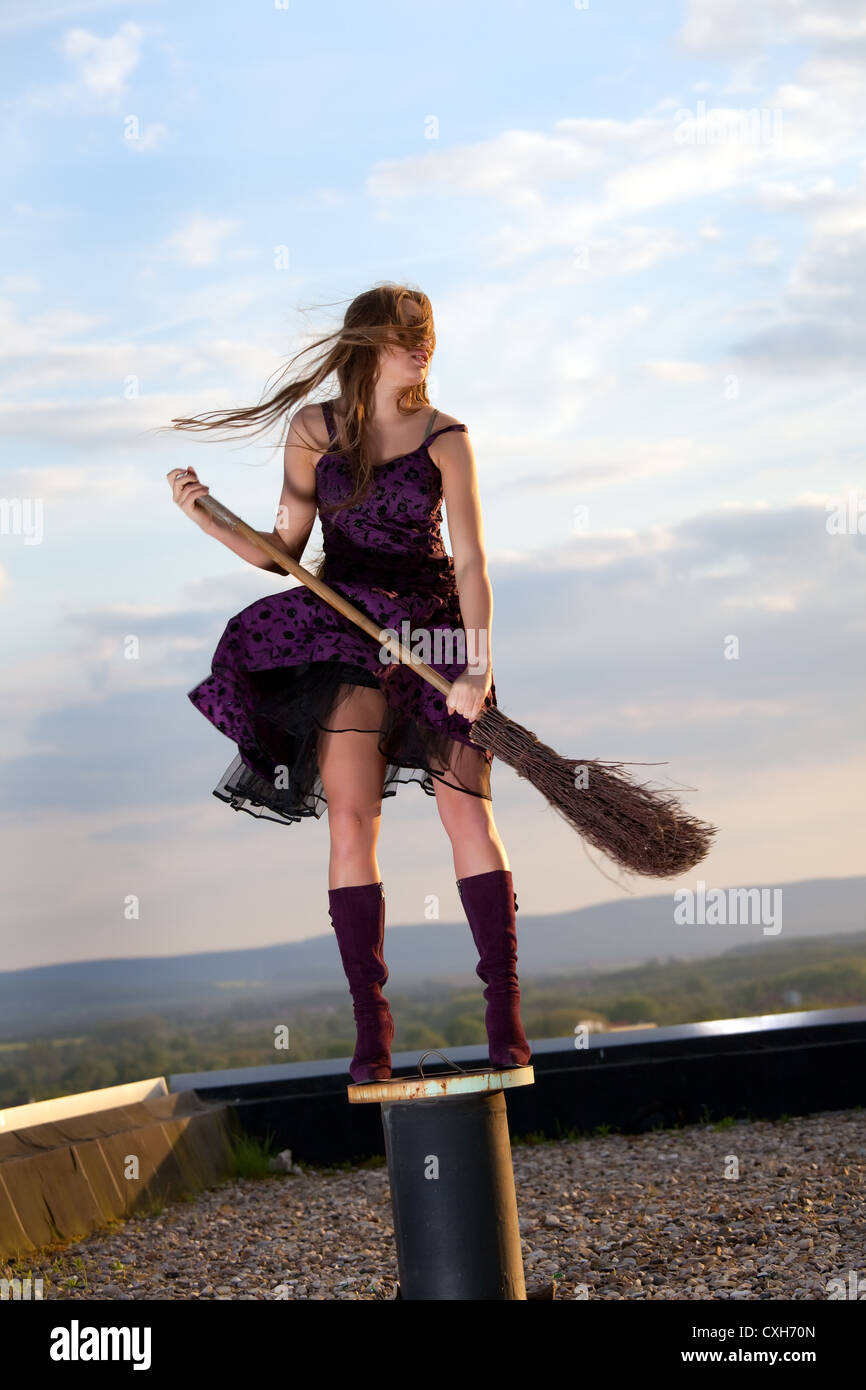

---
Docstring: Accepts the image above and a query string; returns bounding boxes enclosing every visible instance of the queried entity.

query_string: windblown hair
[169,282,436,517]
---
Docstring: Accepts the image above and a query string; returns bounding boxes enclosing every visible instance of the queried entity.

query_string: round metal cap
[347,1064,535,1104]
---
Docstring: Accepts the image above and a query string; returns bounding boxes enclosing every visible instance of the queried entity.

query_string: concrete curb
[0,1090,234,1260]
[0,1077,170,1135]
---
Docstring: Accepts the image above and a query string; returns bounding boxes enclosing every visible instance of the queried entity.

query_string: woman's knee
[327,801,382,854]
[435,787,496,843]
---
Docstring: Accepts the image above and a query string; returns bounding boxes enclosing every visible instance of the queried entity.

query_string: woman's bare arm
[435,427,494,719]
[168,406,320,573]
[251,406,320,572]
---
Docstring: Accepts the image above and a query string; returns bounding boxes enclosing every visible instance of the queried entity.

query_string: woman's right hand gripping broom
[168,466,214,532]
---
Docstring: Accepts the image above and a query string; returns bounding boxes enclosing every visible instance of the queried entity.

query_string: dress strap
[425,422,467,446]
[321,399,338,448]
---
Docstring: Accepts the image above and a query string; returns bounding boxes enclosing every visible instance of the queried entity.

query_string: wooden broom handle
[195,493,454,697]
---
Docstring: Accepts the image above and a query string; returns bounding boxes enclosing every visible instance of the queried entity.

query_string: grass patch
[228,1128,280,1180]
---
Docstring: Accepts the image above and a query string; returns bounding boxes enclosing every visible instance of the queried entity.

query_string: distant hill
[1,875,862,1039]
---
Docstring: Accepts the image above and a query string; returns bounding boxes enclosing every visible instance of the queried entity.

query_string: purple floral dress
[186,400,497,824]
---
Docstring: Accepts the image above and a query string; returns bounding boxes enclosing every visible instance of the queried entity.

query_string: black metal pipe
[380,1088,525,1300]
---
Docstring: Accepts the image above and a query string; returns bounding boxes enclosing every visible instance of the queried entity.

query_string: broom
[193,492,717,878]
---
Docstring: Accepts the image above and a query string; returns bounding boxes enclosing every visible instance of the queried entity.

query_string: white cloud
[755,178,836,209]
[12,202,64,220]
[0,294,285,441]
[368,126,608,208]
[4,461,147,498]
[0,391,234,446]
[643,360,715,385]
[0,339,279,395]
[571,226,689,278]
[13,21,145,114]
[4,499,858,804]
[747,237,781,265]
[57,21,143,99]
[725,591,798,612]
[733,166,866,368]
[0,273,41,292]
[363,15,866,289]
[164,215,242,266]
[0,2,140,35]
[366,105,830,270]
[510,436,722,492]
[678,0,866,56]
[0,298,103,358]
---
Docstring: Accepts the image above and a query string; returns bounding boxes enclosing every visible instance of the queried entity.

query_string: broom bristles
[469,705,717,879]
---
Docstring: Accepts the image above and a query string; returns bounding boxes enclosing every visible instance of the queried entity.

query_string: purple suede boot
[457,868,532,1069]
[327,880,394,1083]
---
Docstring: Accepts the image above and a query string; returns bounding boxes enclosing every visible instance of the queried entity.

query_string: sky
[1,0,864,971]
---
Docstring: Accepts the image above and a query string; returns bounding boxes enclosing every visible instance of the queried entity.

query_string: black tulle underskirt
[212,659,492,826]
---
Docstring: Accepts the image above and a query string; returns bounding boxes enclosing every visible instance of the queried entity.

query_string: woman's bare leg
[317,682,388,889]
[431,740,509,878]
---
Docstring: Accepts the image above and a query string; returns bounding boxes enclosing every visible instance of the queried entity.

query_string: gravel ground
[10,1108,864,1300]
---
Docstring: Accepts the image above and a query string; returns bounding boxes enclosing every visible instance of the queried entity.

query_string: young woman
[167,283,530,1083]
